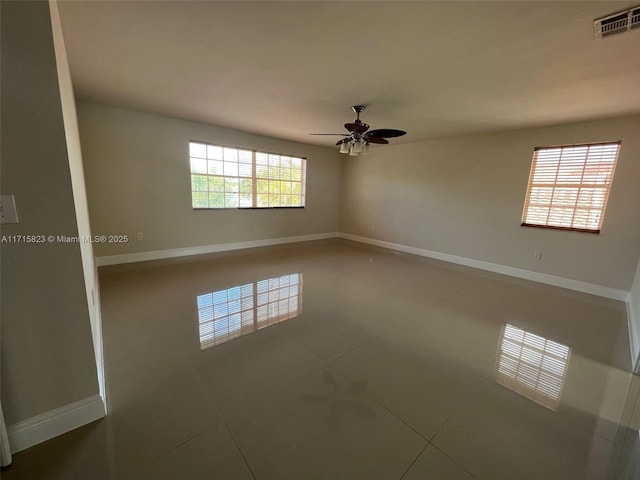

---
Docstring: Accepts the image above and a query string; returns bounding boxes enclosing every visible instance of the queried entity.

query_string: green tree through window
[189,142,306,209]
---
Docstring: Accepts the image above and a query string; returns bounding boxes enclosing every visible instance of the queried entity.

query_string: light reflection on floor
[4,240,640,480]
[495,323,570,411]
[198,273,303,348]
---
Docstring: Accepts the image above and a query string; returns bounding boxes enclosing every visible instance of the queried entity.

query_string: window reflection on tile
[197,273,303,349]
[495,324,570,411]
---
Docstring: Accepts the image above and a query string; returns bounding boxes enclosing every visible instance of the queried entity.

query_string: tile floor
[4,239,640,479]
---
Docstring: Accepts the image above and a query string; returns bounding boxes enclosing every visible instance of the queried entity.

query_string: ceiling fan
[310,106,406,156]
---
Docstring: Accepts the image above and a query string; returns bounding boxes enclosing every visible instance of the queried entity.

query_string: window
[495,324,570,411]
[521,142,620,233]
[197,273,303,349]
[189,141,306,209]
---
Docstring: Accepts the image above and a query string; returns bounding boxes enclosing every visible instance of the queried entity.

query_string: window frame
[189,140,307,210]
[520,141,621,234]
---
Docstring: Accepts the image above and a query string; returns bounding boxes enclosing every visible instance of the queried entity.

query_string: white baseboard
[7,395,105,454]
[339,232,629,302]
[95,232,339,266]
[96,230,629,301]
[12,233,632,453]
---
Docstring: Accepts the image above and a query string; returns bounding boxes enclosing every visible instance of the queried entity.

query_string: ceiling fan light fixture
[310,106,406,156]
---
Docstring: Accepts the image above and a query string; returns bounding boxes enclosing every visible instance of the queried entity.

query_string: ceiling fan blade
[366,136,389,144]
[309,133,349,136]
[344,122,370,134]
[367,128,406,138]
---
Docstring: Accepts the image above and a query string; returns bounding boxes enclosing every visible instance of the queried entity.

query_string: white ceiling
[57,1,640,146]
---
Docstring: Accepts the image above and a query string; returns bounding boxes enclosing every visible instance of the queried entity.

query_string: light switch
[0,195,19,224]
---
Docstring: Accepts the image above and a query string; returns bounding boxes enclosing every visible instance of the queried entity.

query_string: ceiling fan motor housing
[310,105,406,155]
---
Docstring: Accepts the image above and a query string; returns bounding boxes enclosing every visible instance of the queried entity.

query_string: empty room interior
[3,1,640,479]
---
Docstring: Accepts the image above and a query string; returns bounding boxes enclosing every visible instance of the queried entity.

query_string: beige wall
[77,102,342,257]
[49,0,104,399]
[341,115,640,291]
[0,1,98,424]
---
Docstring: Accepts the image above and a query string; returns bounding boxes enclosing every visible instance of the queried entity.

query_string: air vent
[595,5,640,39]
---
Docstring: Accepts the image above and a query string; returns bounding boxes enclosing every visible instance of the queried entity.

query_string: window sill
[193,207,305,211]
[521,223,600,234]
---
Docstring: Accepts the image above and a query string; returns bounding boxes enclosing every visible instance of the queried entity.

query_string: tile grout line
[326,335,377,364]
[376,401,430,443]
[434,285,470,306]
[223,421,258,480]
[301,333,377,366]
[328,355,432,444]
[430,443,483,480]
[116,427,212,479]
[398,442,429,480]
[301,343,332,365]
[428,417,448,443]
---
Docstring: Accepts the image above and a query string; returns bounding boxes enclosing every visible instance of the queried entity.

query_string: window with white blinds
[521,142,620,233]
[189,142,306,209]
[495,324,570,411]
[197,273,303,349]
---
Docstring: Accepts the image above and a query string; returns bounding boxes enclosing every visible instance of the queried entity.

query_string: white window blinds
[521,142,620,233]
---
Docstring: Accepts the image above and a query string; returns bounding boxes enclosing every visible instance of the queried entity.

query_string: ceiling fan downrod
[352,105,366,121]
